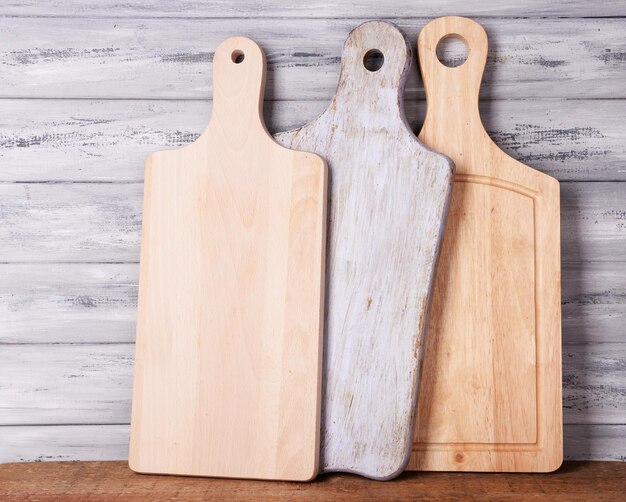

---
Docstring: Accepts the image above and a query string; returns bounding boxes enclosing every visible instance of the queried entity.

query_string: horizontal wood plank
[0,344,134,426]
[0,461,625,501]
[1,99,624,183]
[0,260,622,345]
[563,425,626,462]
[563,346,626,425]
[0,183,143,263]
[2,424,625,463]
[2,1,624,18]
[0,343,622,427]
[560,182,626,264]
[0,425,131,463]
[4,461,626,502]
[562,262,626,345]
[0,264,137,344]
[0,426,624,465]
[0,181,623,263]
[1,17,624,99]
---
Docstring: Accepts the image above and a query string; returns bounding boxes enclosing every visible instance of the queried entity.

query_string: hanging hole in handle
[436,35,468,68]
[231,50,245,64]
[363,49,384,72]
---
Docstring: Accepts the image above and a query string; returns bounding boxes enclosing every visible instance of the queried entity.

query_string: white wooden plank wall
[0,1,624,463]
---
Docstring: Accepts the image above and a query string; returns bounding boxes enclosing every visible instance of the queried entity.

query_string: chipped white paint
[275,21,454,479]
[0,182,622,264]
[3,1,624,18]
[0,17,624,100]
[1,99,625,183]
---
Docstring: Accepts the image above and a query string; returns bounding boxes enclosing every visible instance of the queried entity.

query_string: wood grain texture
[0,17,624,100]
[3,0,624,18]
[563,425,626,462]
[1,261,623,346]
[563,345,626,424]
[130,37,327,481]
[276,21,454,479]
[0,344,133,426]
[0,343,622,427]
[561,262,626,345]
[1,461,625,502]
[0,182,622,264]
[0,264,138,344]
[410,17,562,472]
[0,2,623,468]
[3,424,626,464]
[1,99,624,183]
[0,183,142,263]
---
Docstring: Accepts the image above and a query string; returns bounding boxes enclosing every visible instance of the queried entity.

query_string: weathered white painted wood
[1,261,622,346]
[562,262,626,345]
[0,17,623,99]
[3,423,623,464]
[277,20,454,479]
[563,345,626,425]
[0,344,133,425]
[0,425,130,463]
[560,182,626,264]
[0,183,142,263]
[0,182,622,264]
[3,0,623,18]
[0,264,137,344]
[564,425,626,462]
[0,344,622,427]
[1,99,624,182]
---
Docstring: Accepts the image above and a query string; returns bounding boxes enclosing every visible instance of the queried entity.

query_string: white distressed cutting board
[129,36,327,481]
[275,21,455,479]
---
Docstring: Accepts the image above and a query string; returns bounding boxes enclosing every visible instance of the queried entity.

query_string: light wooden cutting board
[276,21,454,480]
[408,16,562,472]
[129,36,328,481]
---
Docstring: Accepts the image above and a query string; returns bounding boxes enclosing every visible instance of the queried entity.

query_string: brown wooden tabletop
[0,461,624,501]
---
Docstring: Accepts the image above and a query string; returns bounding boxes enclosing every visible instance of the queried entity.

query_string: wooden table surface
[0,461,624,501]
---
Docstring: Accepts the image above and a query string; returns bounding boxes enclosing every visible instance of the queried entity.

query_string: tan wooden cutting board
[276,21,454,479]
[129,36,327,481]
[408,16,562,472]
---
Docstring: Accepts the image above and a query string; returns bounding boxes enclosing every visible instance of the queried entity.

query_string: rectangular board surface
[129,37,327,481]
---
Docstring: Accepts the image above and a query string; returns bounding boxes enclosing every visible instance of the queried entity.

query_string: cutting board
[129,36,327,481]
[408,16,562,472]
[276,21,455,480]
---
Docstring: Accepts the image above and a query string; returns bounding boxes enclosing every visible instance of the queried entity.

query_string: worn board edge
[1,98,624,183]
[1,17,624,100]
[1,424,624,464]
[0,343,622,426]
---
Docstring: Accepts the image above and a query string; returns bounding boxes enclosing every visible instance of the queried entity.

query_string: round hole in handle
[435,35,469,68]
[363,49,384,72]
[231,50,245,64]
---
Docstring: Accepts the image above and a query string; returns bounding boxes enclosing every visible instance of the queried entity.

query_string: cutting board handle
[335,21,411,112]
[418,16,488,129]
[205,36,270,144]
